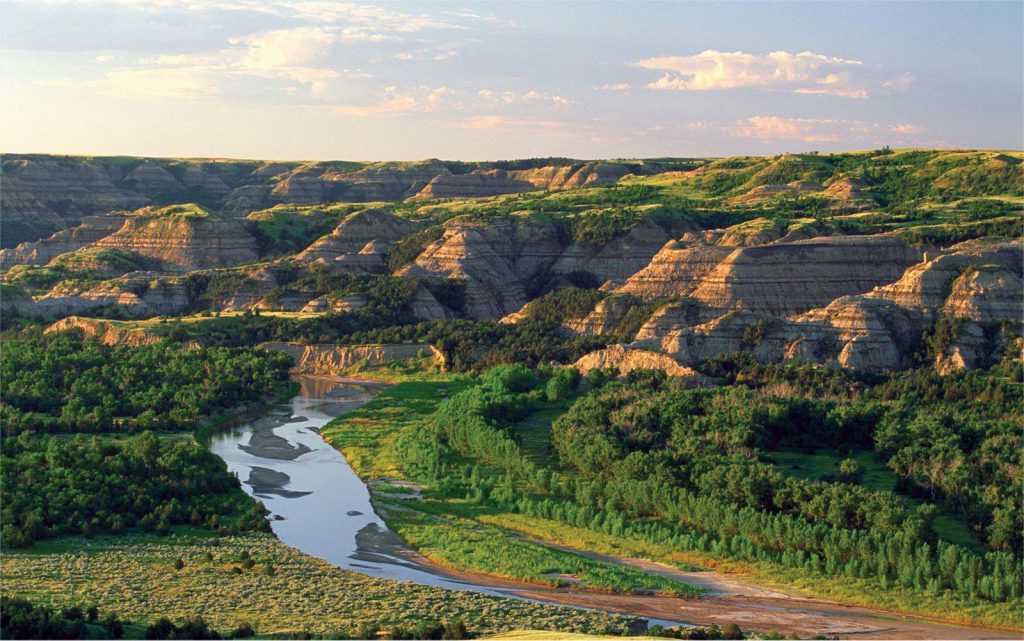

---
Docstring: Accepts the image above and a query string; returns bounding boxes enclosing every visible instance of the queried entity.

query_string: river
[207,375,523,595]
[207,376,1019,639]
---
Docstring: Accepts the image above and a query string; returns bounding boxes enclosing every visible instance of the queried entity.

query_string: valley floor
[367,502,1022,640]
[323,375,1024,639]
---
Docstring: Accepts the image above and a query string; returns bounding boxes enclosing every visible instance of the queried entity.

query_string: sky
[1,0,1022,161]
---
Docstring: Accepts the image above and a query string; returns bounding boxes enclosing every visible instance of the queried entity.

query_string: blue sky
[1,1,1021,160]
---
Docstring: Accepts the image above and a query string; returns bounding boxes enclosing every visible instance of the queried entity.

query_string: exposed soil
[384,539,1021,639]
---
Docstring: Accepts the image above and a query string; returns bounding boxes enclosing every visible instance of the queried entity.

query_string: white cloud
[93,54,114,63]
[721,115,927,143]
[477,89,574,106]
[724,116,846,142]
[52,66,219,99]
[634,49,896,99]
[456,115,566,130]
[332,85,456,116]
[599,83,631,91]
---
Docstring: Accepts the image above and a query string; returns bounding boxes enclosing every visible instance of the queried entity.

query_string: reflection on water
[207,376,516,594]
[208,375,685,627]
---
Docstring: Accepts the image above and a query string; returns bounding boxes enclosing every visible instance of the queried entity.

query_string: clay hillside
[3,148,1022,376]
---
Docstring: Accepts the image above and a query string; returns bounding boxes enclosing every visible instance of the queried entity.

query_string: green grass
[508,405,565,465]
[375,495,703,596]
[321,380,471,480]
[1,533,636,637]
[769,448,981,550]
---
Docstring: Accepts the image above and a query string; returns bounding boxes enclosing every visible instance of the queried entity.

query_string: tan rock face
[89,212,259,272]
[15,274,191,318]
[572,344,709,384]
[0,213,127,269]
[296,208,420,272]
[822,178,876,209]
[44,315,162,347]
[564,294,636,336]
[619,242,734,299]
[942,267,1023,323]
[0,158,147,246]
[259,342,442,375]
[726,181,823,206]
[637,310,792,367]
[691,236,922,317]
[410,170,537,201]
[551,220,674,285]
[399,219,563,319]
[870,239,1023,317]
[934,322,991,375]
[328,160,452,201]
[792,296,922,372]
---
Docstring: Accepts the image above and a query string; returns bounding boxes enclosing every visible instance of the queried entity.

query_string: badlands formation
[3,150,1021,376]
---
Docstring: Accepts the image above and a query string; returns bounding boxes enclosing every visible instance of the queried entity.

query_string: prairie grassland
[374,495,702,596]
[0,533,637,637]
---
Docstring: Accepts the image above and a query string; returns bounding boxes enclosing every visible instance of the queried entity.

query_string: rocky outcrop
[410,170,537,200]
[790,297,923,372]
[511,162,631,190]
[691,236,922,317]
[120,163,186,195]
[822,178,875,208]
[552,219,676,285]
[0,213,127,268]
[0,158,147,246]
[572,344,710,384]
[869,239,1023,318]
[942,267,1022,323]
[44,315,162,347]
[933,321,995,375]
[564,294,634,335]
[727,181,823,206]
[408,285,451,321]
[89,207,259,271]
[408,162,635,201]
[636,310,792,367]
[15,274,191,319]
[328,160,452,202]
[259,342,443,375]
[296,208,420,272]
[399,219,563,318]
[619,242,733,299]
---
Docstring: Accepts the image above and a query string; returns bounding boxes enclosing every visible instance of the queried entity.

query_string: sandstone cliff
[44,315,163,347]
[0,213,127,268]
[398,218,563,318]
[88,206,259,271]
[259,342,443,374]
[690,236,922,317]
[295,208,420,272]
[572,344,710,384]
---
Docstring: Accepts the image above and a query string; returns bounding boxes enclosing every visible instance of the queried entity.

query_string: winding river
[207,376,1018,640]
[208,375,518,595]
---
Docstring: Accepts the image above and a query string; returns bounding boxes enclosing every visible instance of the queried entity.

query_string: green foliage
[0,431,269,546]
[0,596,125,640]
[515,288,605,324]
[1,534,636,637]
[386,226,446,271]
[0,334,292,435]
[392,367,1022,608]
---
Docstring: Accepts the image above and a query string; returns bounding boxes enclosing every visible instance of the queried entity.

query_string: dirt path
[394,542,1020,639]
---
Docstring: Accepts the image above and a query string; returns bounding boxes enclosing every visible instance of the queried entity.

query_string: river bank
[209,375,1020,639]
